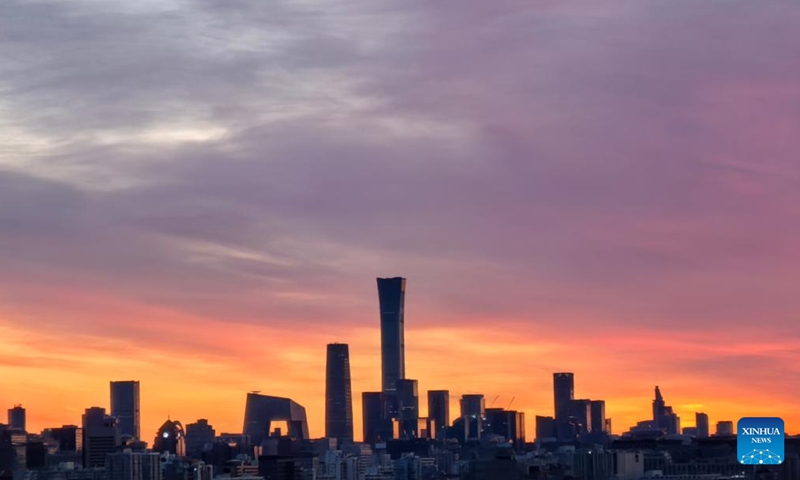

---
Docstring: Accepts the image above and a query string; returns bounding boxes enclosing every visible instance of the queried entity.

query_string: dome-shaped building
[153,419,186,457]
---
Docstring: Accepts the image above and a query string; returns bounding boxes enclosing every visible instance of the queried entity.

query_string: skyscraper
[652,386,680,435]
[106,451,161,480]
[553,373,574,420]
[110,381,140,441]
[395,379,419,439]
[82,407,119,468]
[7,406,25,432]
[377,277,406,394]
[427,391,450,440]
[185,419,215,458]
[362,392,390,445]
[696,412,710,439]
[590,400,606,433]
[325,343,354,444]
[460,394,485,440]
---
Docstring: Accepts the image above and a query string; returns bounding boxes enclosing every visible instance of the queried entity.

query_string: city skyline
[2,0,799,453]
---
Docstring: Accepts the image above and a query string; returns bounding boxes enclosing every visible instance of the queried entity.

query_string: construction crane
[507,397,515,409]
[490,395,500,407]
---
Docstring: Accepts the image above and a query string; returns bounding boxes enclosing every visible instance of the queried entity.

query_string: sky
[1,0,799,442]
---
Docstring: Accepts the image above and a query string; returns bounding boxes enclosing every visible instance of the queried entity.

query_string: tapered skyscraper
[377,277,406,393]
[325,343,354,444]
[110,381,140,440]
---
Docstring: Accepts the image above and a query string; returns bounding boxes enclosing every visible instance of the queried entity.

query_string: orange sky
[2,294,797,442]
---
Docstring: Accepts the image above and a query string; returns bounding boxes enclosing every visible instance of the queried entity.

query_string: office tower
[568,399,593,433]
[395,380,419,439]
[590,401,606,433]
[696,412,710,439]
[325,343,354,444]
[110,381,141,441]
[185,419,215,458]
[7,406,25,432]
[715,421,734,437]
[460,394,485,440]
[106,451,162,480]
[553,373,574,420]
[427,390,450,440]
[51,425,84,452]
[485,409,525,445]
[377,277,406,394]
[153,420,185,456]
[83,407,120,468]
[362,392,386,444]
[652,386,680,435]
[535,416,556,441]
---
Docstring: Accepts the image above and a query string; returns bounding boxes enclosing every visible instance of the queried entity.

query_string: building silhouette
[153,420,185,456]
[395,379,419,439]
[460,395,485,440]
[362,392,392,445]
[325,343,354,445]
[696,412,710,439]
[82,407,119,468]
[716,420,734,437]
[185,419,215,458]
[590,400,606,433]
[110,381,141,441]
[427,390,450,440]
[569,399,593,434]
[377,277,406,394]
[652,386,680,435]
[553,373,574,421]
[243,393,310,445]
[6,407,24,432]
[485,409,525,445]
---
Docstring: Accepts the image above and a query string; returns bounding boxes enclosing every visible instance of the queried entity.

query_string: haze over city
[1,0,799,445]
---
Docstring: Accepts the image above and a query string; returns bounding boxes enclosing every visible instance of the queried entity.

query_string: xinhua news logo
[738,417,784,465]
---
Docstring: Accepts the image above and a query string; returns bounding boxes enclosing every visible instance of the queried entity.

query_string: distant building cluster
[2,277,798,480]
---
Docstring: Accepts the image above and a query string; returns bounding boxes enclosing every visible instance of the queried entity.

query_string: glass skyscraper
[110,381,140,440]
[377,277,406,394]
[325,343,354,444]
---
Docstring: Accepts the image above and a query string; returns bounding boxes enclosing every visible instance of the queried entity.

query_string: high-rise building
[590,401,606,433]
[153,420,185,457]
[395,380,419,439]
[460,395,485,440]
[427,391,450,440]
[715,421,734,437]
[535,416,556,441]
[553,373,574,420]
[50,425,83,452]
[377,277,406,394]
[7,406,25,432]
[568,399,593,433]
[110,381,141,441]
[325,343,354,444]
[485,409,525,445]
[185,419,215,458]
[106,451,161,480]
[362,392,390,445]
[83,407,120,468]
[696,412,710,439]
[652,386,680,435]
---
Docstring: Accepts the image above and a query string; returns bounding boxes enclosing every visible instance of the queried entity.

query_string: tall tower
[325,343,354,444]
[696,412,710,439]
[553,373,574,420]
[395,379,419,439]
[110,381,140,440]
[82,407,119,468]
[377,277,406,394]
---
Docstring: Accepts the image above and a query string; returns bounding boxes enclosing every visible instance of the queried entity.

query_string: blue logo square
[738,417,784,465]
